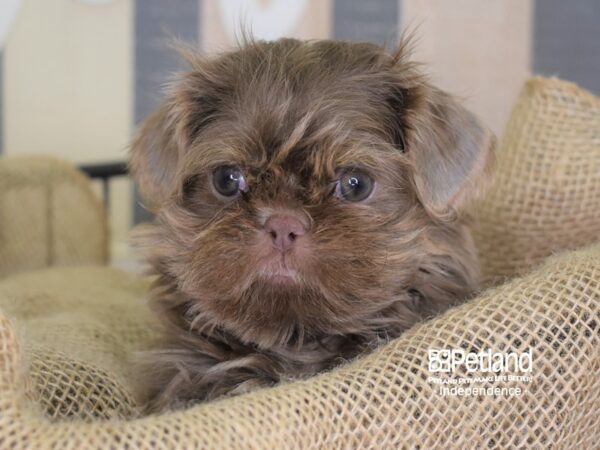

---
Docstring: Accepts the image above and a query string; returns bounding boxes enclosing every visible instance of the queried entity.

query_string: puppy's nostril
[264,214,307,251]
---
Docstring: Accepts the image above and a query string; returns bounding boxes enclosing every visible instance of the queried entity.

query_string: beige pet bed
[0,76,599,449]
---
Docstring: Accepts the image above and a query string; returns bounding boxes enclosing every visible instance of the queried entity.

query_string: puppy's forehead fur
[174,39,414,180]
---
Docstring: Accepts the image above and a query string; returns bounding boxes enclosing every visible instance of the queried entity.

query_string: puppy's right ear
[405,89,496,220]
[129,103,181,210]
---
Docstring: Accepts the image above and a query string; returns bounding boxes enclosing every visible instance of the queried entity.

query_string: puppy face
[131,39,494,349]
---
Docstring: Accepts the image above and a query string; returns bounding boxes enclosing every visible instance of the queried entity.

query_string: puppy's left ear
[129,103,181,210]
[130,66,217,210]
[407,88,496,218]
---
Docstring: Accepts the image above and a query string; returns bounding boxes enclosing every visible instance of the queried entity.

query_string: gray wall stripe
[533,0,600,94]
[333,0,400,45]
[133,0,200,223]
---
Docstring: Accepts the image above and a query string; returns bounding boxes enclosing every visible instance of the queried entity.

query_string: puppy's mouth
[253,232,310,287]
[258,261,301,285]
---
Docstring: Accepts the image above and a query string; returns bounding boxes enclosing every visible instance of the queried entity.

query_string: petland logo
[428,348,533,373]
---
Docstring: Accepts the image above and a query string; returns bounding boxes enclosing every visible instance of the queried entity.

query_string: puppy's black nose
[264,214,307,252]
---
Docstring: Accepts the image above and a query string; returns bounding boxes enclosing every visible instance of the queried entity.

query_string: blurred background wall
[1,0,599,264]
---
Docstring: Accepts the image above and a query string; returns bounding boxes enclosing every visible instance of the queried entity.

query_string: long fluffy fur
[130,38,495,411]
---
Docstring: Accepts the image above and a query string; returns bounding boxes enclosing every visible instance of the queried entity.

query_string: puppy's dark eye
[335,169,374,202]
[212,166,246,197]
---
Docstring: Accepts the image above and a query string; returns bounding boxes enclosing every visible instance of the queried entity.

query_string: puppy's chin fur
[130,37,495,411]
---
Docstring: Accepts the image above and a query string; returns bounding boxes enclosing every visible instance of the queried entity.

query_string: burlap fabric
[473,77,600,285]
[0,76,599,449]
[0,156,108,278]
[0,267,153,422]
[0,245,599,449]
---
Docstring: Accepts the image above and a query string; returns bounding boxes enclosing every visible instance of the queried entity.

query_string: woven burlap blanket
[0,76,599,449]
[0,157,107,278]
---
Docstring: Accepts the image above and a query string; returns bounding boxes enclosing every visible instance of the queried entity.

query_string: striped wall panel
[0,0,599,234]
[133,0,200,223]
[333,0,399,44]
[533,0,600,94]
[134,0,200,124]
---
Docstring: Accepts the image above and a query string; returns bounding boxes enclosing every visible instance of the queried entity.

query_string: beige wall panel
[401,0,532,135]
[5,0,132,162]
[202,0,331,53]
[4,0,133,262]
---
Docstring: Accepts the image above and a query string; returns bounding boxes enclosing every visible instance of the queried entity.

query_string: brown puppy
[130,38,495,411]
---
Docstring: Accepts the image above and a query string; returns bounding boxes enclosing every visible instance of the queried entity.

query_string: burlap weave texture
[0,244,599,449]
[473,77,600,284]
[0,156,108,278]
[0,266,154,422]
